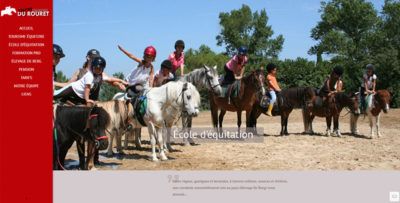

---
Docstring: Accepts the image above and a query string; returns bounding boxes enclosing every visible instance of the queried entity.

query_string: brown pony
[249,87,316,135]
[350,90,391,138]
[209,70,265,128]
[303,91,360,137]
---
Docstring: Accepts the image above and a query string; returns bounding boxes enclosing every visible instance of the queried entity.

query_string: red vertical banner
[0,0,52,202]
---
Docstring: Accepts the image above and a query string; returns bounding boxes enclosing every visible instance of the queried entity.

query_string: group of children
[52,42,377,115]
[53,40,187,106]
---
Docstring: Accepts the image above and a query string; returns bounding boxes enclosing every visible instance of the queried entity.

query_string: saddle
[130,91,147,127]
[260,92,282,115]
[219,80,241,103]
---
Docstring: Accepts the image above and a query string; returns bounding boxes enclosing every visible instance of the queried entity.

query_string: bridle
[203,66,220,93]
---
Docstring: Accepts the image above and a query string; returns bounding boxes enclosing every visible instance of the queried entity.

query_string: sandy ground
[64,109,400,170]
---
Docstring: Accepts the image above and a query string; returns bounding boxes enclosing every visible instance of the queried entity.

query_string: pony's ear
[213,66,217,70]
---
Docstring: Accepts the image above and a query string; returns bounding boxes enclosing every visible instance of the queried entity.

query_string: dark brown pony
[303,91,360,137]
[249,87,316,135]
[209,70,265,128]
[350,89,391,138]
[54,106,110,170]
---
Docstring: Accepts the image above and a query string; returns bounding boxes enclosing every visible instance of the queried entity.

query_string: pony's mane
[188,82,201,106]
[181,65,218,87]
[91,106,111,127]
[55,106,94,130]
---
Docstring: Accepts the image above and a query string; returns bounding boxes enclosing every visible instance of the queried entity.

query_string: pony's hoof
[89,167,98,171]
[377,133,382,138]
[160,155,168,161]
[167,146,174,152]
[152,156,159,162]
[117,150,126,155]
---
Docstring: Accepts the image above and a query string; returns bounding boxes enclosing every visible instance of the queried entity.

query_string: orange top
[267,74,280,91]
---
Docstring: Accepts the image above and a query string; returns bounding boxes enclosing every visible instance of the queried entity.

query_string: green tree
[368,0,400,106]
[55,70,69,83]
[216,4,284,67]
[99,72,125,101]
[310,0,378,91]
[185,45,229,74]
[184,45,229,110]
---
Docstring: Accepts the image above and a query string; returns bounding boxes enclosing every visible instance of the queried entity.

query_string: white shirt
[154,71,174,87]
[71,71,104,99]
[126,65,151,89]
[361,73,377,89]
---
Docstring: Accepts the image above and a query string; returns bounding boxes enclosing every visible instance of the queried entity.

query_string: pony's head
[303,87,317,109]
[87,106,110,150]
[203,65,222,96]
[375,90,391,113]
[338,92,360,115]
[169,81,201,117]
[244,69,266,97]
[180,82,201,117]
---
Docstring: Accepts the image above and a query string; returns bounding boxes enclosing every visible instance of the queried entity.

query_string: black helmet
[53,44,65,58]
[366,64,375,71]
[266,63,277,73]
[238,46,248,55]
[333,66,344,76]
[91,56,106,71]
[161,60,172,70]
[87,49,100,58]
[175,40,185,49]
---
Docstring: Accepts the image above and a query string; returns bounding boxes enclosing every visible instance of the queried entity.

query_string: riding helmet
[175,40,185,49]
[144,46,157,58]
[53,44,65,58]
[87,49,100,58]
[161,60,173,70]
[333,66,344,76]
[238,46,248,55]
[366,64,375,72]
[91,56,106,71]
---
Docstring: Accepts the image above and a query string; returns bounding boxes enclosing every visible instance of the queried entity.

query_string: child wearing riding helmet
[53,56,107,106]
[53,44,65,88]
[266,63,282,116]
[360,64,377,113]
[118,45,156,96]
[320,66,344,97]
[168,40,185,78]
[54,49,127,91]
[318,66,344,112]
[222,46,248,85]
[153,60,174,87]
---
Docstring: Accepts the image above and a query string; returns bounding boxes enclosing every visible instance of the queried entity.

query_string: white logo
[1,6,16,16]
[390,191,400,202]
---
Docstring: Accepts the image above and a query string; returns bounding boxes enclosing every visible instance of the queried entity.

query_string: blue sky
[54,0,384,77]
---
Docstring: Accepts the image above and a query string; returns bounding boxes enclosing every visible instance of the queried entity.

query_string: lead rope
[53,127,67,170]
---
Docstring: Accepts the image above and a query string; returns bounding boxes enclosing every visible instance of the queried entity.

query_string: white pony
[131,81,200,161]
[350,90,391,138]
[114,65,221,150]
